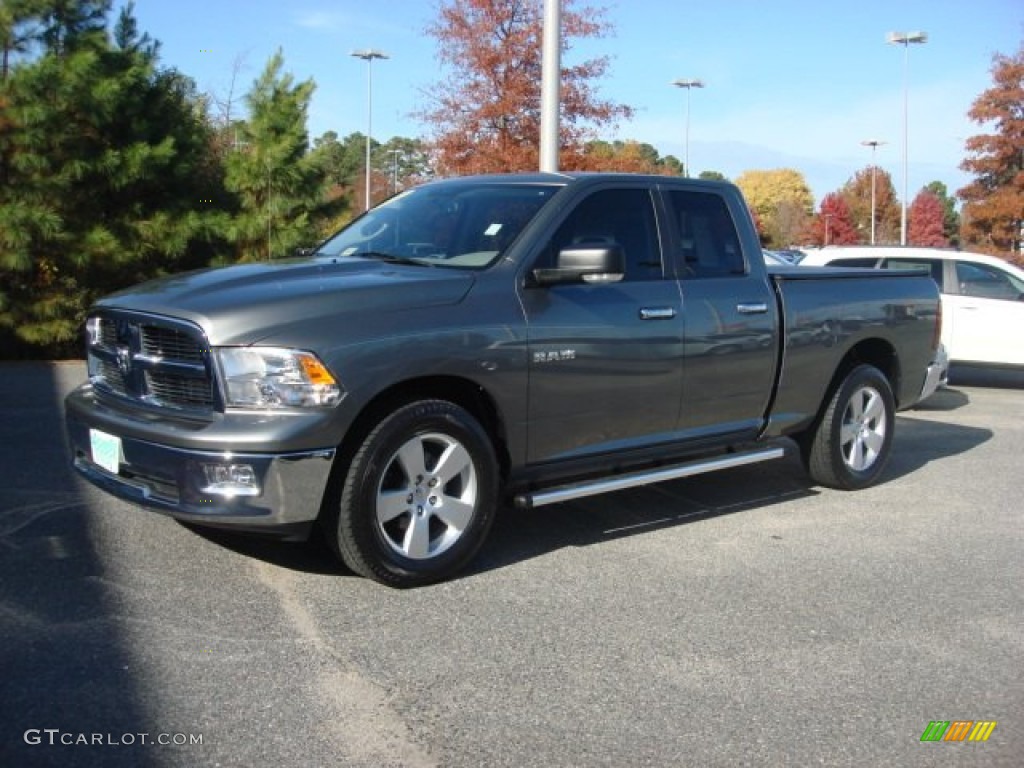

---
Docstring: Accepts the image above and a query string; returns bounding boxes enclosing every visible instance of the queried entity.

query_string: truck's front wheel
[803,364,895,490]
[331,400,499,587]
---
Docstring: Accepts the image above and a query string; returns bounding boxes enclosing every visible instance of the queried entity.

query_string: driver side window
[541,188,663,281]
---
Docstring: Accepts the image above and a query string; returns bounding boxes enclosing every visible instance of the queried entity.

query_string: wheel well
[793,338,901,459]
[325,377,510,506]
[827,338,902,409]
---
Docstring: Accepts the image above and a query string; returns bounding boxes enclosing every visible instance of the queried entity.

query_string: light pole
[672,79,704,177]
[539,0,561,173]
[351,48,388,211]
[861,139,886,244]
[266,160,272,259]
[388,149,402,194]
[887,31,926,245]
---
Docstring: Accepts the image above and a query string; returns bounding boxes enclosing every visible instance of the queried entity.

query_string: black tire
[329,400,498,587]
[802,364,895,490]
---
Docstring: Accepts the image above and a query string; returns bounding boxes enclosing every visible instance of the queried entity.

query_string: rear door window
[955,261,1024,301]
[665,190,746,278]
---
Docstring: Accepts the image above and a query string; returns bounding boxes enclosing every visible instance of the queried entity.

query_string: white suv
[799,246,1024,368]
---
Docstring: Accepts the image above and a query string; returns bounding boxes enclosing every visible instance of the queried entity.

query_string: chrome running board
[513,446,786,509]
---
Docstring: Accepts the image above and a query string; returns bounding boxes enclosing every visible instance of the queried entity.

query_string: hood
[97,257,476,345]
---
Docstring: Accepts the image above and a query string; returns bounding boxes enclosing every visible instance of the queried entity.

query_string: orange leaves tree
[419,0,632,175]
[840,166,900,245]
[958,44,1024,258]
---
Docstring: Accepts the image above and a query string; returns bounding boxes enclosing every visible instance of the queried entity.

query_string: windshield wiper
[353,251,432,267]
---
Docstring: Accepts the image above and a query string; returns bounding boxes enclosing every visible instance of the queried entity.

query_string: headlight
[214,347,343,408]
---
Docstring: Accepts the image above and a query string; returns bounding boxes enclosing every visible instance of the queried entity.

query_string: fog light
[201,463,260,497]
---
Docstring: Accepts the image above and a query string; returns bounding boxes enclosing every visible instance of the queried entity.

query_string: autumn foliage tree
[908,190,949,247]
[924,181,961,246]
[806,193,858,246]
[958,44,1024,257]
[581,139,682,174]
[734,168,814,247]
[420,0,632,174]
[840,166,900,244]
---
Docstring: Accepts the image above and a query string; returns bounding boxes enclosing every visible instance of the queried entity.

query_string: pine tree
[37,0,109,56]
[224,50,331,261]
[1,0,44,79]
[0,1,225,355]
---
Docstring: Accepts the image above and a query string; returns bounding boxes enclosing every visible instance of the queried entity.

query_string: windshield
[315,183,559,269]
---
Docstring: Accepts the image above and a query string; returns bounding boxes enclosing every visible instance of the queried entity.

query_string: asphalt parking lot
[1,362,1021,767]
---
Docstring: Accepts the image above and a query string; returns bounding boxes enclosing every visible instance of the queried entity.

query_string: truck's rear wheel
[331,400,498,587]
[803,364,895,490]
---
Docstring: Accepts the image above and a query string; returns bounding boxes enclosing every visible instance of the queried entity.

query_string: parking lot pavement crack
[250,560,438,768]
[0,495,89,541]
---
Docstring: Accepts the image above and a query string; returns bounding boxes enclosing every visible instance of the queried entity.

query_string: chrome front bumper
[66,403,336,537]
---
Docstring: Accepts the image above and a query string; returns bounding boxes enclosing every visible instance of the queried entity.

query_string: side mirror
[532,243,626,286]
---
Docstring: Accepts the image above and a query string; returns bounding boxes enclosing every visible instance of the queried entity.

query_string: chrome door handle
[640,307,677,320]
[737,303,769,314]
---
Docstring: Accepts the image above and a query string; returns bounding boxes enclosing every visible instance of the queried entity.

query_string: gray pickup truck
[65,173,943,586]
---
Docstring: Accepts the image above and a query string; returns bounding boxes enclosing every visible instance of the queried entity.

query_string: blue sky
[124,0,1022,204]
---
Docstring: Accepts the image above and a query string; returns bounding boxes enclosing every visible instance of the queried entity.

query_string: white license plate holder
[89,429,122,475]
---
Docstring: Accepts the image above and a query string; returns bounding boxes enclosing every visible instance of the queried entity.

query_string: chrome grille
[87,311,216,413]
[140,325,205,363]
[98,318,120,348]
[145,371,214,408]
[95,358,128,396]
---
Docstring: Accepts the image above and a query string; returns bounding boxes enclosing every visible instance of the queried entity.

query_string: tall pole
[887,31,926,245]
[539,0,561,173]
[861,140,886,244]
[388,149,401,194]
[351,49,388,211]
[672,79,704,177]
[266,161,272,259]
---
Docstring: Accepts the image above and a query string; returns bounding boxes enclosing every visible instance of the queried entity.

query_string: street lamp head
[886,31,927,45]
[672,78,704,89]
[861,139,887,148]
[351,49,389,61]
